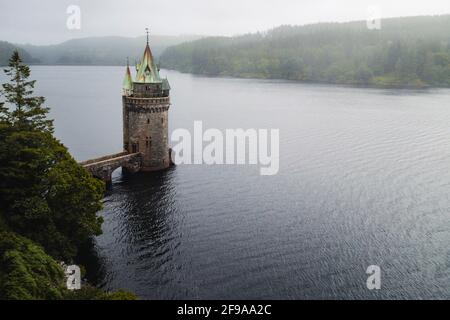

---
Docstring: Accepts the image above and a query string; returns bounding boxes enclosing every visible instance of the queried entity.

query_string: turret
[122,59,133,96]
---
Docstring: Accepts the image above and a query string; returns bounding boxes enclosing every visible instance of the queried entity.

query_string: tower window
[147,119,150,124]
[161,117,164,124]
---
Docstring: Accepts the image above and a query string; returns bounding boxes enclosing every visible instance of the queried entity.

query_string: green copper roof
[122,64,133,90]
[135,44,161,83]
[162,78,171,90]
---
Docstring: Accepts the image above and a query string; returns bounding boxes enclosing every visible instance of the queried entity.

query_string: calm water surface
[5,66,450,299]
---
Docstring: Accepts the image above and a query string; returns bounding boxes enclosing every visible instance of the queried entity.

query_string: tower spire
[123,57,133,95]
[135,28,160,83]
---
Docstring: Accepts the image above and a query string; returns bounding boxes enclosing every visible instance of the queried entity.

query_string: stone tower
[122,36,171,171]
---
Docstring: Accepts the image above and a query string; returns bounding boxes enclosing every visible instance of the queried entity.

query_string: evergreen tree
[1,50,53,133]
[0,51,104,260]
[0,52,137,300]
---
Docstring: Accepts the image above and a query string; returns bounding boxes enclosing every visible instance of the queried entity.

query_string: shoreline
[160,67,438,90]
[10,63,443,91]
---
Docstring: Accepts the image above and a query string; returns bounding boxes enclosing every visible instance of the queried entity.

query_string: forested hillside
[19,35,202,66]
[160,15,450,88]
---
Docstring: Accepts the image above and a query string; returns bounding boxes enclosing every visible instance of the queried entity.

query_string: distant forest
[0,35,202,66]
[160,15,450,88]
[0,41,37,65]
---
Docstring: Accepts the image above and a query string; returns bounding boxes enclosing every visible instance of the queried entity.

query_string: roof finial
[145,27,149,45]
[126,56,129,67]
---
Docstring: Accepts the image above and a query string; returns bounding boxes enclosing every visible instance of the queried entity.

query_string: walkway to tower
[80,152,142,184]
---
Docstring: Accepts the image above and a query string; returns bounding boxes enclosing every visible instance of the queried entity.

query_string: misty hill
[17,35,202,66]
[0,41,36,66]
[160,15,450,88]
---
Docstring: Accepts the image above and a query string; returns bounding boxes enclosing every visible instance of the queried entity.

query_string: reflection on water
[92,168,183,297]
[8,66,450,299]
[79,168,179,295]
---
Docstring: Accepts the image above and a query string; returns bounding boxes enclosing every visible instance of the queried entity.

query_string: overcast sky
[1,0,450,45]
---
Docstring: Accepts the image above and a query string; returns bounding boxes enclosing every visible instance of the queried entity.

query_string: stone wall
[81,152,142,184]
[123,96,171,171]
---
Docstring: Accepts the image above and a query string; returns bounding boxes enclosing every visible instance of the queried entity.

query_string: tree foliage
[64,286,138,300]
[0,231,137,300]
[0,231,66,300]
[1,51,53,132]
[0,51,140,300]
[0,128,104,260]
[0,51,105,261]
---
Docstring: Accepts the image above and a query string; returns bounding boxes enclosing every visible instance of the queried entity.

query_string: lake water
[5,66,450,299]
